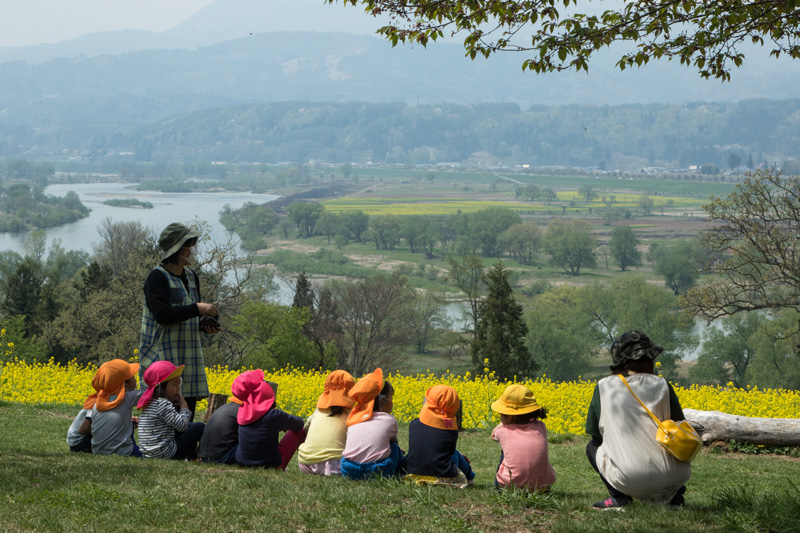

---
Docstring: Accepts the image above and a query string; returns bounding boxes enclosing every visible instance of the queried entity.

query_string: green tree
[690,312,762,387]
[498,223,541,265]
[579,183,596,202]
[342,210,370,244]
[601,208,620,226]
[369,214,402,251]
[579,277,697,381]
[608,225,642,271]
[314,210,340,244]
[637,194,654,215]
[330,0,798,79]
[472,262,535,381]
[543,219,597,276]
[747,309,800,390]
[287,202,324,238]
[655,242,699,295]
[231,301,321,370]
[525,286,596,381]
[292,271,314,310]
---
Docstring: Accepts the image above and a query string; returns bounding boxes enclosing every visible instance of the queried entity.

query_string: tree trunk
[684,409,800,446]
[203,393,228,423]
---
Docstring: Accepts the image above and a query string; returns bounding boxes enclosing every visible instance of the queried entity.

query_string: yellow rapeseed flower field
[2,360,799,432]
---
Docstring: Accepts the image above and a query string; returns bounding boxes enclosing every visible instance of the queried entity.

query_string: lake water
[0,183,279,255]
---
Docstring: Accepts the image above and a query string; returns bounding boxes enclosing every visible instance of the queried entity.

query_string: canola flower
[2,359,799,432]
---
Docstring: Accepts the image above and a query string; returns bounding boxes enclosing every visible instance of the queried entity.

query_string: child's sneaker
[592,496,630,510]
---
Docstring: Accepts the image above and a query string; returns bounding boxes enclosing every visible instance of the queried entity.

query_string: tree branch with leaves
[329,0,800,79]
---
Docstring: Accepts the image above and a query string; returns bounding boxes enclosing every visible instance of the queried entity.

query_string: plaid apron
[139,266,209,398]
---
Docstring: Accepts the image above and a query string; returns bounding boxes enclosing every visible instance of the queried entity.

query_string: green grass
[3,402,800,532]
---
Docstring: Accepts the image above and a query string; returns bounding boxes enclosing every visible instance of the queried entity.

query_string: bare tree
[328,273,418,375]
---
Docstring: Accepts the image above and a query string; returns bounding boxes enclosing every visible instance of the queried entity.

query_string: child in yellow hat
[490,384,555,492]
[405,385,475,488]
[340,369,405,480]
[298,370,356,476]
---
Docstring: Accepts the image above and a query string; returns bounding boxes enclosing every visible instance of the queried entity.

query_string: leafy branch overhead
[330,0,800,79]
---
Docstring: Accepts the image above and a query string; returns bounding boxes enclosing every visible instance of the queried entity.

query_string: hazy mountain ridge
[6,99,797,170]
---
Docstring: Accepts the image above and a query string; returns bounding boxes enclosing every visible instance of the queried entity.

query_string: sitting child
[491,384,556,492]
[298,370,356,476]
[66,408,92,453]
[137,361,205,460]
[405,385,475,488]
[341,368,405,480]
[87,359,142,456]
[198,395,242,464]
[233,370,305,469]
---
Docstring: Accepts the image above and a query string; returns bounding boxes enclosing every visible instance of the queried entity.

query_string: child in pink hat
[233,369,305,469]
[137,360,205,460]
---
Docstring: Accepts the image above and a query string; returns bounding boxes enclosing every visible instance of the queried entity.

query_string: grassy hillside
[2,402,799,532]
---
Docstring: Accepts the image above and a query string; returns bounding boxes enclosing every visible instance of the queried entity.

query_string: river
[0,183,279,255]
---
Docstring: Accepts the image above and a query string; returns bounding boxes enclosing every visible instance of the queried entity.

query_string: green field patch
[322,198,545,215]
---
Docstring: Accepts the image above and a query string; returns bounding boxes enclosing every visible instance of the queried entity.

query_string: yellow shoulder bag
[618,374,702,463]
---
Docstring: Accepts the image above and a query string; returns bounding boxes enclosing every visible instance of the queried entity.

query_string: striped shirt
[138,398,191,459]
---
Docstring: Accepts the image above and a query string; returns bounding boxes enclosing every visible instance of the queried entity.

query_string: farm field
[261,170,718,295]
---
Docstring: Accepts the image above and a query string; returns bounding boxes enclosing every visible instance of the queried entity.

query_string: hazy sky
[0,0,214,46]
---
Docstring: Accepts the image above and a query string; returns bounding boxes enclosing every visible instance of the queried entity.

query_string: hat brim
[161,228,200,260]
[491,398,541,416]
[317,389,356,410]
[127,363,140,381]
[162,365,184,383]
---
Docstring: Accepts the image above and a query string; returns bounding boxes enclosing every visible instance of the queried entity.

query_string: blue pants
[452,450,475,481]
[341,442,406,480]
[173,422,205,460]
[202,445,238,465]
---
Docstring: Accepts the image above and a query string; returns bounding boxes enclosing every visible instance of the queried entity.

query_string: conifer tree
[292,271,315,310]
[471,262,536,381]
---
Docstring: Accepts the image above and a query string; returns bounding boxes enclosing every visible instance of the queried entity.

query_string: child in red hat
[405,385,475,487]
[233,370,305,469]
[137,360,205,460]
[340,368,405,480]
[298,370,356,476]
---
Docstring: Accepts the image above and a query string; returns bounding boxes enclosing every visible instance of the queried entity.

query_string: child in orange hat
[67,358,140,454]
[490,384,555,492]
[340,368,405,480]
[86,359,142,457]
[405,385,475,488]
[233,370,305,469]
[298,370,356,476]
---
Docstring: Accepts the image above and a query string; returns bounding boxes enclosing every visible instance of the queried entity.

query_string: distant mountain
[0,0,387,65]
[1,30,798,127]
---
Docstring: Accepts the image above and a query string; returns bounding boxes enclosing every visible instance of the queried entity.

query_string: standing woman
[585,331,691,510]
[139,222,220,418]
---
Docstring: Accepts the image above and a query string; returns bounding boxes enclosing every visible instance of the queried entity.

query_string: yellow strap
[617,374,665,430]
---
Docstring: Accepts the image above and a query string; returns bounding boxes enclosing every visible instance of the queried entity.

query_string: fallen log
[684,409,800,446]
